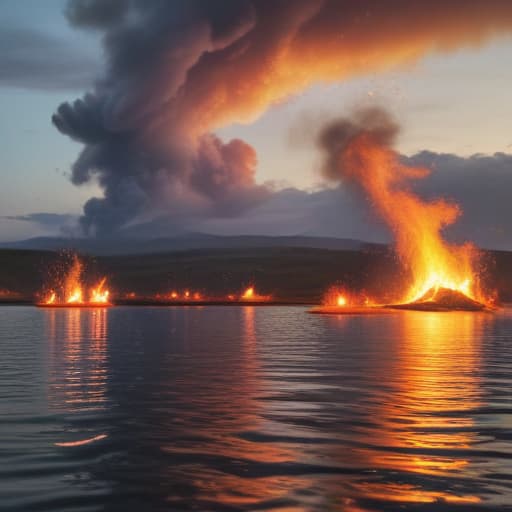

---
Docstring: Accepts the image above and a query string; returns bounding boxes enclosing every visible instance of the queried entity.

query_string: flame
[242,287,254,299]
[90,278,110,304]
[337,295,347,307]
[323,286,372,308]
[166,290,203,301]
[64,255,84,303]
[240,286,271,302]
[340,131,484,305]
[40,255,111,306]
[66,287,83,304]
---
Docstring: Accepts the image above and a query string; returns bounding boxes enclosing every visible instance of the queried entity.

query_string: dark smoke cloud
[318,107,400,183]
[0,25,96,91]
[54,0,512,235]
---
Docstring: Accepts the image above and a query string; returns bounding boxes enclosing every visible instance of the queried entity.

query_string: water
[1,305,511,511]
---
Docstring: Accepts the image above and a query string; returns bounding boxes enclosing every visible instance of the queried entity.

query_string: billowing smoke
[53,0,512,235]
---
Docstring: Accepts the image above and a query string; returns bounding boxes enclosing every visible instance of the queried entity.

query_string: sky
[1,0,512,247]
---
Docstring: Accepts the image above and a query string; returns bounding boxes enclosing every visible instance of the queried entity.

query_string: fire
[337,295,347,307]
[66,287,83,304]
[332,115,486,306]
[242,287,254,299]
[240,286,271,302]
[40,254,111,306]
[90,278,110,304]
[323,286,370,308]
[166,290,203,301]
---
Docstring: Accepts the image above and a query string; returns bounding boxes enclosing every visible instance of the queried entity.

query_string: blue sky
[1,1,512,243]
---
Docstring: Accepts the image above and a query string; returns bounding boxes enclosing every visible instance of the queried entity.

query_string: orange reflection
[45,308,109,413]
[54,433,107,447]
[162,306,309,508]
[352,311,486,505]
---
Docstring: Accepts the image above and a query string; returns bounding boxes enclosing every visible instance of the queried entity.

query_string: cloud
[4,212,76,226]
[7,148,512,250]
[128,150,512,251]
[406,151,512,250]
[54,0,512,235]
[0,25,97,91]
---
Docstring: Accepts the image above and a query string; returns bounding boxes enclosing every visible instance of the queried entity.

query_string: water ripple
[1,306,511,511]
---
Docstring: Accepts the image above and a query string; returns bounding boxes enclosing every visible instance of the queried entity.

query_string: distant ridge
[0,233,377,256]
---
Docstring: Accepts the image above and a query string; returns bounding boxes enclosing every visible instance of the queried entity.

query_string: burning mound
[388,287,486,312]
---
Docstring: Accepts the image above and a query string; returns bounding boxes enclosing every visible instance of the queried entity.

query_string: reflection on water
[162,306,308,509]
[1,306,512,511]
[352,312,487,506]
[46,307,108,413]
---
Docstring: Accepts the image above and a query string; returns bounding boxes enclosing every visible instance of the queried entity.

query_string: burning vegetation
[314,108,495,313]
[39,254,111,307]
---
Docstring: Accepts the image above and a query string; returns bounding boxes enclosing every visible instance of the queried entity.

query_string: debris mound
[388,287,486,311]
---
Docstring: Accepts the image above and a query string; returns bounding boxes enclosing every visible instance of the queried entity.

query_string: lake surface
[1,305,511,511]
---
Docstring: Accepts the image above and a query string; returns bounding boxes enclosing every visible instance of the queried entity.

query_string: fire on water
[239,286,271,302]
[38,255,111,307]
[310,286,390,315]
[147,286,272,304]
[311,109,496,314]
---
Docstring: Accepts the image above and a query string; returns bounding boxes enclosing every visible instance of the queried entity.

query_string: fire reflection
[45,307,109,413]
[352,311,486,505]
[161,306,307,508]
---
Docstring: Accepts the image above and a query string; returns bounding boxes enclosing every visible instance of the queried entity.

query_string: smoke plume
[53,0,512,235]
[317,107,482,302]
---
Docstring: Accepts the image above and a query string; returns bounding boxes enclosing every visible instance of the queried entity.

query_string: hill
[0,233,368,256]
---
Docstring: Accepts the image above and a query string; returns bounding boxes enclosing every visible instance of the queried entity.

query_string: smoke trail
[54,0,512,235]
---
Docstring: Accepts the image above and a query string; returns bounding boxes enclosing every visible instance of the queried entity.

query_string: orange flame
[165,290,203,301]
[64,255,84,303]
[41,255,111,306]
[323,286,372,308]
[242,287,254,299]
[240,286,271,302]
[337,295,347,307]
[340,131,484,305]
[90,278,110,304]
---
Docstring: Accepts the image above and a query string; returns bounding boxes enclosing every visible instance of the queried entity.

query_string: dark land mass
[0,233,366,255]
[0,245,511,304]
